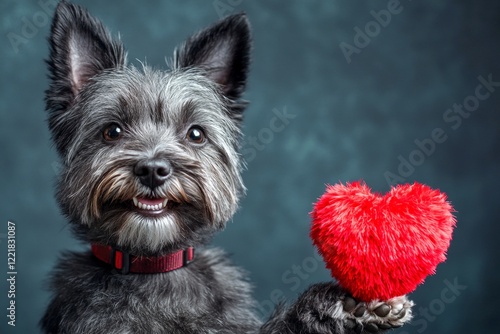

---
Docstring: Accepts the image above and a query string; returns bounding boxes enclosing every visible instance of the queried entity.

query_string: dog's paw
[290,282,413,334]
[341,294,414,333]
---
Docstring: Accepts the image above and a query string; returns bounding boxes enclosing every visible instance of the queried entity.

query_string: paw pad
[341,294,413,332]
[373,304,391,317]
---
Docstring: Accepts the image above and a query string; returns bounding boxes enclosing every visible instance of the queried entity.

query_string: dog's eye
[103,123,123,141]
[186,126,206,144]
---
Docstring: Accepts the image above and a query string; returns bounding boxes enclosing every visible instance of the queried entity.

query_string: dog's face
[46,2,251,254]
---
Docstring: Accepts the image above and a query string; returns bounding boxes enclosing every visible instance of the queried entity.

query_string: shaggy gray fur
[41,2,413,333]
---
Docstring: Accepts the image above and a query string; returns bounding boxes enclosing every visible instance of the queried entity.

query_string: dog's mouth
[131,196,176,216]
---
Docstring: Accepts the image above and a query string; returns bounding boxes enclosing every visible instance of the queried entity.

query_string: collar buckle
[110,248,130,274]
[183,247,195,266]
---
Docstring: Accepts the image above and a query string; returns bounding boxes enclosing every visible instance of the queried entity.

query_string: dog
[41,1,413,333]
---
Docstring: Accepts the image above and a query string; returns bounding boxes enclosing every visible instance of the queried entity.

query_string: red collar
[91,244,194,274]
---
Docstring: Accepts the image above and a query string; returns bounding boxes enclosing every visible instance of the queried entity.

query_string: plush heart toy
[310,182,456,301]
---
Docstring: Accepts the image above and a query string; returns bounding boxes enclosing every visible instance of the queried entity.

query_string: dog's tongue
[137,197,164,206]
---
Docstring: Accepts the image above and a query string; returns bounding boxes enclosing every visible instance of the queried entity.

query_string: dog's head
[46,1,251,254]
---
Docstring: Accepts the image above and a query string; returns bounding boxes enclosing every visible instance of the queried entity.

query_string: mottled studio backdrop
[1,0,499,333]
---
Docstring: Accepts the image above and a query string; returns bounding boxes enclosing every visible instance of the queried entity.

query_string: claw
[396,308,407,319]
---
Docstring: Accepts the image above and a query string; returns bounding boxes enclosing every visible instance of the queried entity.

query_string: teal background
[1,1,499,333]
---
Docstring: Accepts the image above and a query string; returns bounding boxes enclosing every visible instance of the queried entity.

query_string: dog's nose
[134,159,172,189]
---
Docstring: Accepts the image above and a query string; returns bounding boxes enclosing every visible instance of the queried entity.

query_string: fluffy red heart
[310,182,456,301]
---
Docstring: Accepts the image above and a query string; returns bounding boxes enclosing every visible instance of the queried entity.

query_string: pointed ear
[46,1,125,113]
[174,13,251,101]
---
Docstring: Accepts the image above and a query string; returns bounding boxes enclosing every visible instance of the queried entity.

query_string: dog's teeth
[133,198,168,211]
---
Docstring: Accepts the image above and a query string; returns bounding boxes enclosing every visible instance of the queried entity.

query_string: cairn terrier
[41,1,413,333]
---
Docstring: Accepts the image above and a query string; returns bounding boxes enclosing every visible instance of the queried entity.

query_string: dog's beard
[63,147,238,253]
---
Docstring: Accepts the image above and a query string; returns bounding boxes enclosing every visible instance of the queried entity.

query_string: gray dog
[41,1,413,333]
